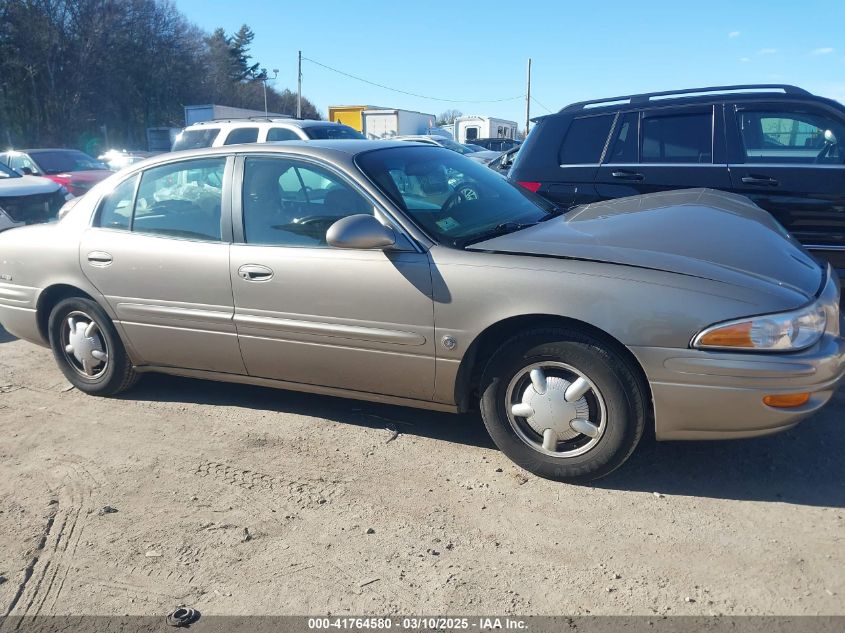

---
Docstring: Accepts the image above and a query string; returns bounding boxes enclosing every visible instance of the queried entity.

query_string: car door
[80,155,246,374]
[726,101,845,274]
[594,105,731,199]
[546,113,615,207]
[229,153,435,400]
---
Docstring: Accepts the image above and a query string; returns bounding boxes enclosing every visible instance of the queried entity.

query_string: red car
[0,149,112,197]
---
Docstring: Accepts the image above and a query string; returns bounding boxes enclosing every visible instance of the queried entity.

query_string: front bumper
[632,268,845,440]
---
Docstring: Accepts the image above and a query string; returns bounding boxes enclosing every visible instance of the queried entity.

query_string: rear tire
[48,297,138,396]
[480,328,646,482]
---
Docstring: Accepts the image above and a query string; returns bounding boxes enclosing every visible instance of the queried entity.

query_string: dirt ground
[0,324,843,617]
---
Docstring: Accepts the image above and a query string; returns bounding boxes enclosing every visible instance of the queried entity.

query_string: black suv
[510,84,845,281]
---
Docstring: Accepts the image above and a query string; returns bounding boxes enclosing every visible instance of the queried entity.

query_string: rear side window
[303,125,366,140]
[172,128,219,151]
[96,175,137,230]
[267,127,301,141]
[224,127,259,145]
[558,115,614,165]
[133,158,226,241]
[641,111,712,163]
[606,112,638,163]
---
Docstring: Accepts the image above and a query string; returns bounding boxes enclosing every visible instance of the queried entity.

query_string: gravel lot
[0,324,843,617]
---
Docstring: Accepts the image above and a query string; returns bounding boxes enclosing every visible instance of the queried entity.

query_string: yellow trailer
[328,105,379,132]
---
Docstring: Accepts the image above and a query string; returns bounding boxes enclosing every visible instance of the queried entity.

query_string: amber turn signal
[696,322,753,348]
[763,393,811,408]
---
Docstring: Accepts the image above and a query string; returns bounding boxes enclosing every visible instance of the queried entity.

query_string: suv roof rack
[190,116,296,125]
[561,84,812,112]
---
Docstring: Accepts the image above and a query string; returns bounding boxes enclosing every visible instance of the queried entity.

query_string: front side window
[132,158,225,240]
[356,146,557,249]
[224,127,260,145]
[641,111,712,163]
[96,175,138,230]
[267,127,301,141]
[242,157,372,247]
[172,128,220,151]
[738,109,845,164]
[559,114,614,165]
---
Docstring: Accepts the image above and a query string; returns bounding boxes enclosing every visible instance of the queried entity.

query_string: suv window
[606,112,638,163]
[224,127,259,145]
[133,158,226,241]
[97,175,138,230]
[267,127,301,142]
[559,115,614,164]
[737,109,845,164]
[242,157,371,247]
[641,111,712,163]
[172,128,220,151]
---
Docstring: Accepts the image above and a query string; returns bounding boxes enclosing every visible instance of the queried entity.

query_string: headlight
[692,302,827,352]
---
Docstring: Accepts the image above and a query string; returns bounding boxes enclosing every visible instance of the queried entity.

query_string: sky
[173,0,845,126]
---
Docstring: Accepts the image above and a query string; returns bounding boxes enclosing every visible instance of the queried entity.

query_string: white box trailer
[184,104,289,126]
[362,109,436,139]
[454,115,518,144]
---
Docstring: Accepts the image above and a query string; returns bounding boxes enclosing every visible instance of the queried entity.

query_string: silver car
[0,141,842,481]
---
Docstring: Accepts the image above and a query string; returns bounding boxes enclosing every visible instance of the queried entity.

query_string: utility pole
[297,51,302,119]
[261,69,279,117]
[525,57,532,137]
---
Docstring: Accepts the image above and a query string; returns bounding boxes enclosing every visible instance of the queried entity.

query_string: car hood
[0,174,60,196]
[469,188,823,300]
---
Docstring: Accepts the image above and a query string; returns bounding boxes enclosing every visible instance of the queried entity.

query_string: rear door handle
[611,171,645,181]
[86,251,112,266]
[238,264,274,281]
[741,175,779,187]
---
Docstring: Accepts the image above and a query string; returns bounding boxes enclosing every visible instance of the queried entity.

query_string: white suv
[171,118,364,151]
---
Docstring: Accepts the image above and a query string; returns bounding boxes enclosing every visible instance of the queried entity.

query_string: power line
[531,95,554,114]
[302,56,525,104]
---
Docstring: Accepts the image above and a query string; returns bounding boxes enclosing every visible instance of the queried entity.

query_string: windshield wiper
[539,204,568,221]
[463,221,538,247]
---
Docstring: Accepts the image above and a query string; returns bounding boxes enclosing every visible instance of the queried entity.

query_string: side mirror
[20,167,34,176]
[326,214,396,249]
[824,129,838,145]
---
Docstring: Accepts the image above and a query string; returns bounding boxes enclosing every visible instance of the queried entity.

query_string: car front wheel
[480,328,646,482]
[48,297,138,396]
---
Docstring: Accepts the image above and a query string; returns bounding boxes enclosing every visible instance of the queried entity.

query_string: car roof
[185,118,351,129]
[149,139,423,163]
[548,84,843,119]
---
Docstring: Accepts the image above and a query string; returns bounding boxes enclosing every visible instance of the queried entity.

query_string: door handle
[611,171,645,181]
[238,264,274,281]
[741,175,779,187]
[86,251,113,266]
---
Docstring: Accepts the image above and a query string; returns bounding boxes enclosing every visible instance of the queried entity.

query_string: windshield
[464,144,486,152]
[29,150,108,174]
[0,162,20,179]
[435,138,476,155]
[172,128,220,151]
[356,146,557,249]
[304,124,365,140]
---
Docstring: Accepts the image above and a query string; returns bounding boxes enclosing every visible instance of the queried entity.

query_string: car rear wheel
[48,297,138,396]
[479,328,646,482]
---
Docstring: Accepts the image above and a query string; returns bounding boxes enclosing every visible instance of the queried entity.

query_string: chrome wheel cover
[505,361,607,457]
[61,311,109,379]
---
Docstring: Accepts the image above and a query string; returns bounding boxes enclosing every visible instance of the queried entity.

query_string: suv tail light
[517,181,541,193]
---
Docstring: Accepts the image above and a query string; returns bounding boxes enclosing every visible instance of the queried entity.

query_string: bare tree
[436,109,463,126]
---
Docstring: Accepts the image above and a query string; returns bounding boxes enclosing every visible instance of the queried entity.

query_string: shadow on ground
[128,373,844,508]
[0,325,16,344]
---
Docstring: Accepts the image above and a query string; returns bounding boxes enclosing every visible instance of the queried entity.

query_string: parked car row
[0,131,842,482]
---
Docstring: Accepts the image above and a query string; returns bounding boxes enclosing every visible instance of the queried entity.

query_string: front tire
[48,297,138,396]
[480,328,646,482]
